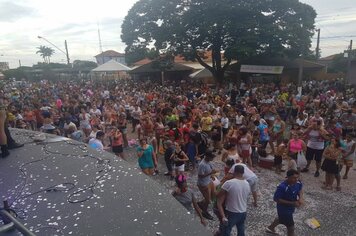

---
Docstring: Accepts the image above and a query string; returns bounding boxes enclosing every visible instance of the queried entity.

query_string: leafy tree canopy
[36,45,55,64]
[125,46,159,65]
[33,62,69,69]
[121,0,316,83]
[72,60,97,69]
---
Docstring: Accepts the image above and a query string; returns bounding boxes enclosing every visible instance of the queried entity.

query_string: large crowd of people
[0,77,355,235]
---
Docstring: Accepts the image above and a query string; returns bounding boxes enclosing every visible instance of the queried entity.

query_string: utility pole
[346,39,353,83]
[65,40,70,65]
[297,57,304,91]
[97,24,104,65]
[315,29,321,59]
[38,36,70,66]
[18,60,21,67]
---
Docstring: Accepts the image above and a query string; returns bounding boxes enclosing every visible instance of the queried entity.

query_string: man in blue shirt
[266,169,304,236]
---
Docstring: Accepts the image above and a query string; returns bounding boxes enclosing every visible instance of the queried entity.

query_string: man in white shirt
[217,165,250,236]
[227,162,258,207]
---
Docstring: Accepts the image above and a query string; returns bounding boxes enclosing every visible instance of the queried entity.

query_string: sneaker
[314,171,320,177]
[202,211,214,221]
[164,172,171,176]
[301,168,309,173]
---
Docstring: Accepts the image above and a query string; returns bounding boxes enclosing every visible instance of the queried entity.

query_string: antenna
[97,22,103,53]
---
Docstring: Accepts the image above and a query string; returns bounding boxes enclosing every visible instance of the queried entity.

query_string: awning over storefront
[240,65,284,74]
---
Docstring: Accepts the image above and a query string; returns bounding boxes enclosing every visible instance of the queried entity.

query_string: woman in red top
[90,114,103,130]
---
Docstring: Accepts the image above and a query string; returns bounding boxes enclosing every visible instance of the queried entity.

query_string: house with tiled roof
[95,50,126,65]
[317,54,337,68]
[132,51,229,70]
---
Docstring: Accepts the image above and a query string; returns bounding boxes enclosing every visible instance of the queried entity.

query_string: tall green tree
[125,45,159,65]
[72,60,97,69]
[121,0,316,83]
[36,45,55,64]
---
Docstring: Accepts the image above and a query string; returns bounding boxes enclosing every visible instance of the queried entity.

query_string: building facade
[95,50,126,65]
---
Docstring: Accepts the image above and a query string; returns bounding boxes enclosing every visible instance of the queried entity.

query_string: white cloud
[0,0,138,68]
[1,0,355,68]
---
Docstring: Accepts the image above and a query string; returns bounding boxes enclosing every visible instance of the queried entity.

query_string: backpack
[200,131,209,147]
[189,130,202,144]
[173,128,181,140]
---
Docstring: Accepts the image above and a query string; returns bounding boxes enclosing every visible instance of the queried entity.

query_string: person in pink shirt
[56,98,63,110]
[287,132,306,161]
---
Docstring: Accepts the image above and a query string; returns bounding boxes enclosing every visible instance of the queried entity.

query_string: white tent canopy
[92,59,131,72]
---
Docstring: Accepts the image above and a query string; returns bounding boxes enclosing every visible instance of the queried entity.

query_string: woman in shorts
[111,127,125,160]
[171,142,189,176]
[137,138,157,175]
[321,138,343,191]
[341,134,355,179]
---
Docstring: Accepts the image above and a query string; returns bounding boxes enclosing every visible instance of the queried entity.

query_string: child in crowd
[274,139,288,174]
[287,152,298,172]
[341,134,355,179]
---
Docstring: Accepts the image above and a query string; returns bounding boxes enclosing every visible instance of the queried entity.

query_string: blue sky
[0,0,355,68]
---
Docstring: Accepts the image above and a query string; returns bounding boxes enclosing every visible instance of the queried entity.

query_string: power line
[315,35,356,39]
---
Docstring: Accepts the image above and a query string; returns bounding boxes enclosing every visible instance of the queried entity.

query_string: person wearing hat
[197,149,218,220]
[266,169,304,236]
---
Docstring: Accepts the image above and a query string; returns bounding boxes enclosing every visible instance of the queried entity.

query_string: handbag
[297,151,307,169]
